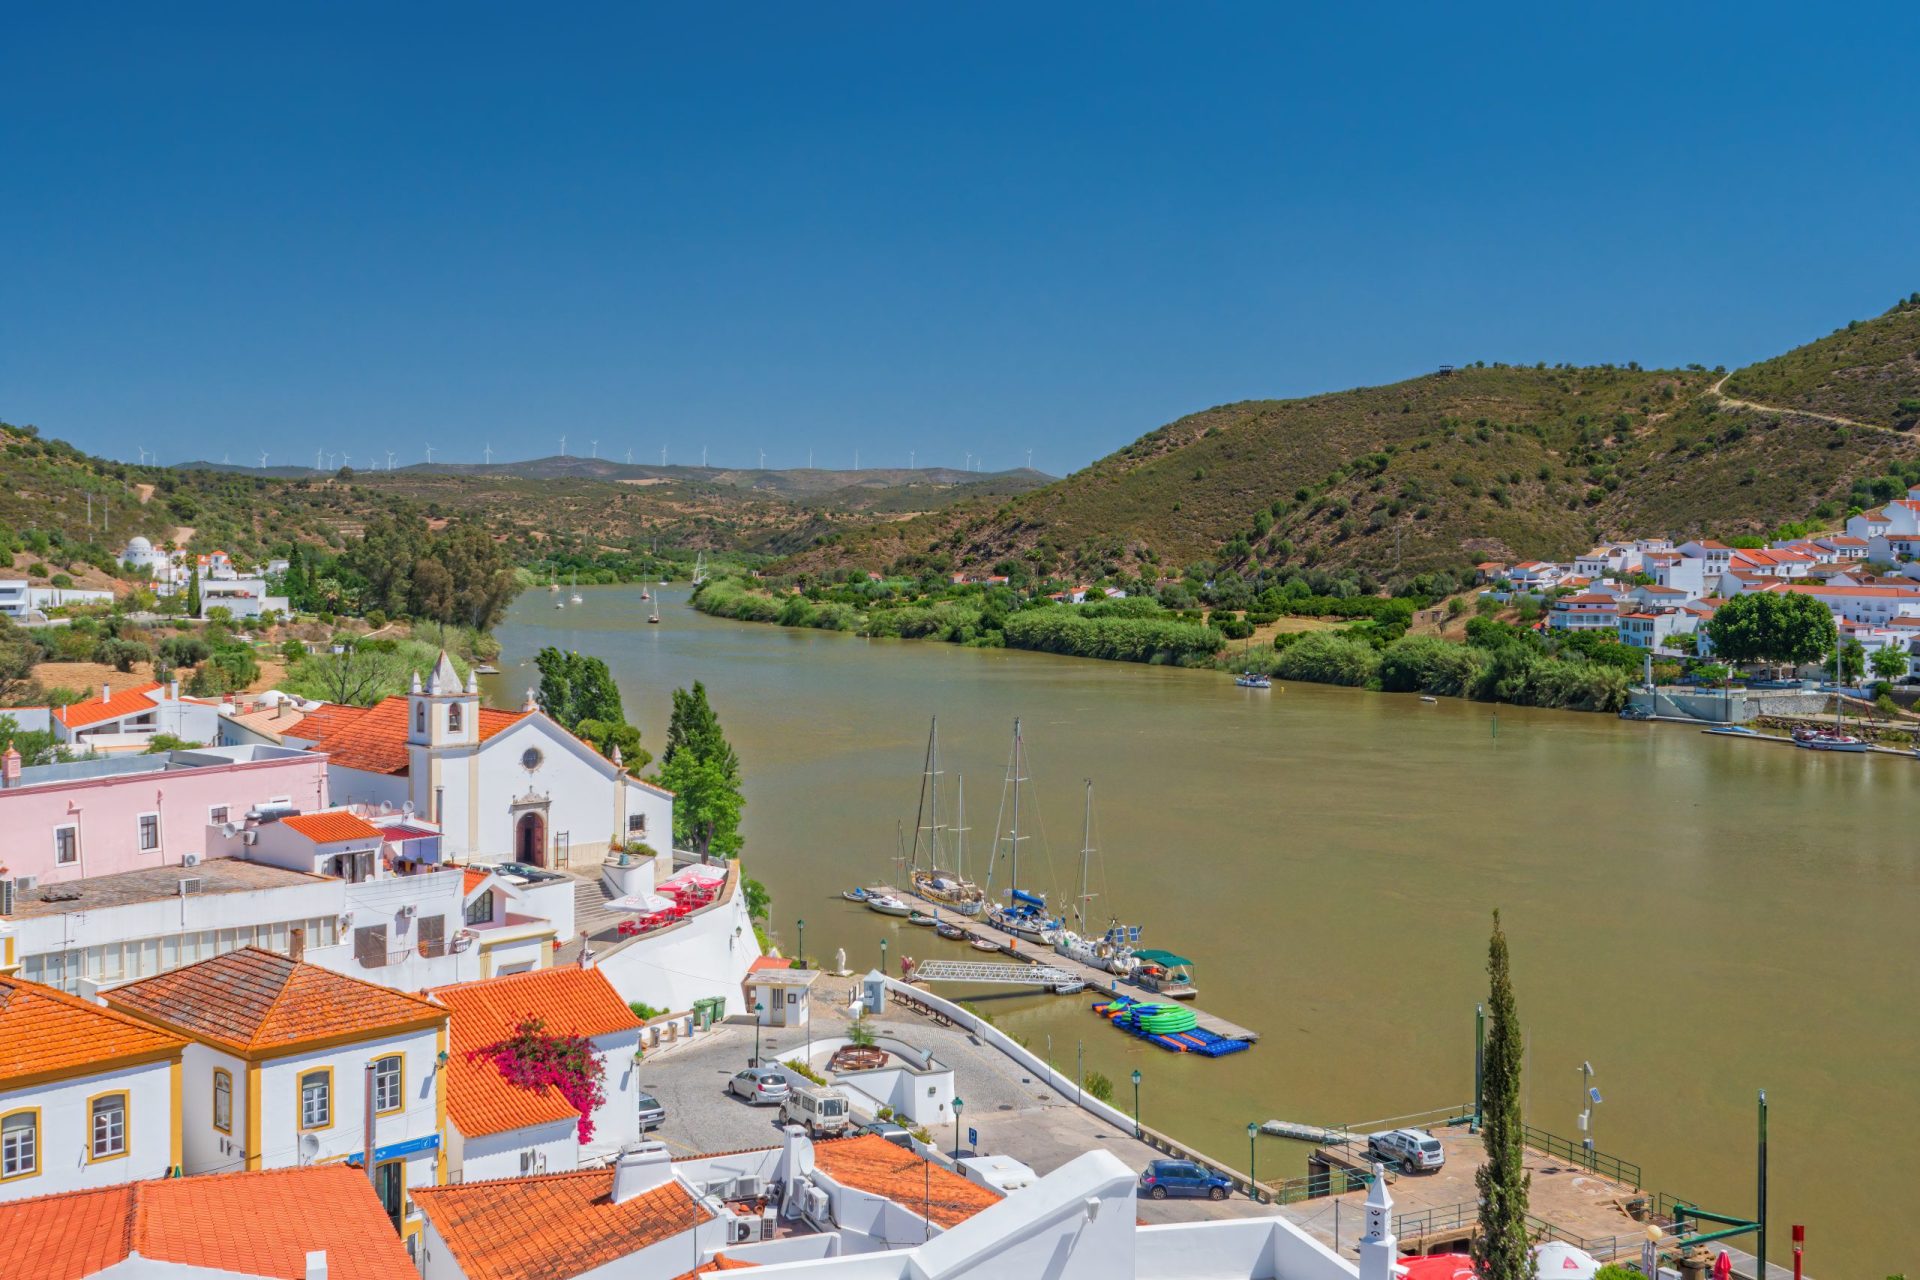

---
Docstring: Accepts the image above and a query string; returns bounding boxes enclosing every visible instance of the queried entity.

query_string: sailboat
[907,718,985,915]
[547,574,560,593]
[568,570,582,605]
[691,552,708,586]
[1052,780,1141,976]
[984,718,1064,944]
[1796,644,1867,750]
[646,593,661,625]
[640,587,651,601]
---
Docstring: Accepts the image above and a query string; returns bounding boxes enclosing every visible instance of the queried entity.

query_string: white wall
[451,1116,576,1185]
[177,1042,247,1176]
[252,1025,442,1196]
[794,1037,955,1128]
[0,1058,176,1200]
[323,764,411,813]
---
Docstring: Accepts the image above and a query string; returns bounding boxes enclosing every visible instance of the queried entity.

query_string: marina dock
[876,885,1261,1044]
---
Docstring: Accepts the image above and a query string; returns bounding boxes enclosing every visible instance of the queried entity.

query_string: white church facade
[288,653,674,870]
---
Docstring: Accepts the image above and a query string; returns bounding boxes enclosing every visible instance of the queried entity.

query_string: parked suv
[1138,1159,1232,1200]
[1365,1128,1445,1172]
[778,1082,853,1137]
[726,1067,791,1105]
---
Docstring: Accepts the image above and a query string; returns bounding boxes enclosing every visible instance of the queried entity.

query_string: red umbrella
[1400,1256,1479,1280]
[1713,1252,1734,1280]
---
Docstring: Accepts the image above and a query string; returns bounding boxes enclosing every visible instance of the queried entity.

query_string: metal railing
[1393,1201,1657,1262]
[1520,1123,1642,1189]
[1266,1165,1378,1206]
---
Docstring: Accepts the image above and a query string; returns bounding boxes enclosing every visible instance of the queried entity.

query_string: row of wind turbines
[144,442,1038,473]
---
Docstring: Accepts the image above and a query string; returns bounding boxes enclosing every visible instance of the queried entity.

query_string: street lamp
[1579,1061,1600,1168]
[1247,1122,1260,1200]
[952,1097,965,1161]
[797,917,805,969]
[881,936,888,974]
[753,1002,764,1066]
[1131,1070,1143,1138]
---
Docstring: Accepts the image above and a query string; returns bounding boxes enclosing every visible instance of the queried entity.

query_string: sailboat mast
[1077,779,1094,927]
[908,718,936,872]
[1008,718,1023,894]
[952,774,969,882]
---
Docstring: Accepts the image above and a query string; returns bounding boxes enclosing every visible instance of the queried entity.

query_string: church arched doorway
[516,811,546,866]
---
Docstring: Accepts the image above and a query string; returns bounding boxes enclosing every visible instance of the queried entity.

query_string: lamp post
[1131,1069,1142,1138]
[753,1002,764,1066]
[952,1097,964,1161]
[1579,1061,1599,1168]
[881,936,888,974]
[1247,1122,1260,1200]
[797,917,805,969]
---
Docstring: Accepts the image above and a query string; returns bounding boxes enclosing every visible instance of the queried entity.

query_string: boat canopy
[1009,888,1047,907]
[1133,949,1192,966]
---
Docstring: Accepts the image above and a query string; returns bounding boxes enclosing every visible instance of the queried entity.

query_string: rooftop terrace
[2,858,327,919]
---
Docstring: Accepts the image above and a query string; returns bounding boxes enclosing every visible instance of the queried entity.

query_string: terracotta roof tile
[105,947,444,1055]
[678,1255,759,1276]
[0,978,184,1087]
[0,1166,414,1280]
[278,810,387,843]
[812,1134,1001,1227]
[412,1171,711,1280]
[54,682,163,729]
[299,695,528,775]
[430,967,643,1138]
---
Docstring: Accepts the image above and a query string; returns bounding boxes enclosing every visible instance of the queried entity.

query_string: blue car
[1139,1158,1232,1201]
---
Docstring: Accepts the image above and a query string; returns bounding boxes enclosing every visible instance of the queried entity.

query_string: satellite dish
[299,1133,321,1165]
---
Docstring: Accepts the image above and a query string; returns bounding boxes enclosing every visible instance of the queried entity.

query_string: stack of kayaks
[1092,995,1252,1057]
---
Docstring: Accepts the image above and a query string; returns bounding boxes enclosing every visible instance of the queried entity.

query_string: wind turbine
[660,446,667,466]
[483,443,493,465]
[625,449,632,465]
[807,448,813,469]
[701,446,708,467]
[424,444,435,465]
[909,449,915,468]
[258,450,270,469]
[316,447,325,471]
[385,450,395,471]
[1026,449,1033,469]
[590,439,598,459]
[559,435,567,457]
[964,451,971,471]
[758,448,765,469]
[340,452,351,470]
[854,449,860,470]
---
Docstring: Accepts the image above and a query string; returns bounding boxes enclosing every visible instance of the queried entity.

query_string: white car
[1365,1128,1445,1172]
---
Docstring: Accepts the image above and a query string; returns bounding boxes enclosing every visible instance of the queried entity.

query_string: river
[492,584,1917,1277]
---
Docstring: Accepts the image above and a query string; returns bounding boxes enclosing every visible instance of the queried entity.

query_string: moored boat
[1792,727,1869,752]
[968,936,1001,952]
[934,920,968,941]
[907,909,937,927]
[903,718,986,915]
[1052,781,1141,976]
[1234,671,1272,689]
[981,718,1065,944]
[865,893,912,917]
[841,887,872,903]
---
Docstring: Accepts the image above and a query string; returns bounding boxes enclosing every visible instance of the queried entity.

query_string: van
[779,1082,853,1137]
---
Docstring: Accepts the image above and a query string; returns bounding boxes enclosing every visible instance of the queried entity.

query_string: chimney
[304,1250,328,1280]
[289,925,305,963]
[101,683,112,703]
[276,699,287,720]
[780,1124,816,1205]
[169,678,180,701]
[609,1141,673,1204]
[1,747,19,788]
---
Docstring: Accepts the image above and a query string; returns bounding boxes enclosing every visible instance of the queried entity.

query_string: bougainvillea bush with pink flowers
[469,1015,607,1143]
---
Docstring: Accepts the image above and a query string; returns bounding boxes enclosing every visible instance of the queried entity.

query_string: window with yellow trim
[299,1069,331,1130]
[372,1054,403,1115]
[213,1070,233,1133]
[0,1110,37,1180]
[90,1093,127,1161]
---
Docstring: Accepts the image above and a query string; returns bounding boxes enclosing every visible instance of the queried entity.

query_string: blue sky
[5,4,1917,476]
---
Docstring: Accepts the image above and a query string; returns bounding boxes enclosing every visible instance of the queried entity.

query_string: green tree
[1704,592,1836,667]
[662,680,740,775]
[1832,636,1867,686]
[185,565,201,617]
[1474,911,1531,1280]
[655,750,744,858]
[1871,646,1909,683]
[0,713,66,766]
[533,648,625,730]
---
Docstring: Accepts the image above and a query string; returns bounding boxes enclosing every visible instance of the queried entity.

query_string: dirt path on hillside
[1707,371,1887,432]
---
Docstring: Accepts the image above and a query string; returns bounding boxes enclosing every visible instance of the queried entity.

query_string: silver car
[636,1091,666,1131]
[1365,1128,1445,1172]
[727,1067,791,1105]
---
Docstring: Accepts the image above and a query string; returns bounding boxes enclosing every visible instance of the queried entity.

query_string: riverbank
[693,576,1632,714]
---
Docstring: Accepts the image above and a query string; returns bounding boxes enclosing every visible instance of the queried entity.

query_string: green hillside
[777,300,1920,583]
[1721,295,1920,426]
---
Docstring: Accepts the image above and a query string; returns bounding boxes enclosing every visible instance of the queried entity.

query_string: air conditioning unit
[0,880,11,916]
[734,1175,764,1200]
[178,877,204,896]
[181,853,201,867]
[241,830,258,845]
[14,875,37,894]
[800,1185,831,1227]
[728,1218,755,1245]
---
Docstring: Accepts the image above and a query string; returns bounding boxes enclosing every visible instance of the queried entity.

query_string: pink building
[0,744,327,886]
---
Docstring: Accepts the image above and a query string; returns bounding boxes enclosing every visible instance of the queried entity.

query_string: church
[285,652,674,870]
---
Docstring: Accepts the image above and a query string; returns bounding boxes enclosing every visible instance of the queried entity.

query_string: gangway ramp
[910,959,1081,987]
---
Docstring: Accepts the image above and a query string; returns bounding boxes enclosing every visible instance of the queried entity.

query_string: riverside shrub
[1000,610,1222,664]
[1379,634,1485,696]
[1273,631,1380,687]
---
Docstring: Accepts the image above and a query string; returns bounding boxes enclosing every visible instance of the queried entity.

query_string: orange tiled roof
[300,695,528,774]
[812,1134,1001,1227]
[105,947,444,1056]
[0,1166,414,1280]
[53,682,162,729]
[412,1171,710,1280]
[0,978,185,1087]
[430,967,643,1138]
[678,1255,759,1276]
[278,809,386,843]
[463,867,492,895]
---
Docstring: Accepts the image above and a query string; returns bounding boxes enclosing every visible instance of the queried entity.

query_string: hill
[776,298,1920,583]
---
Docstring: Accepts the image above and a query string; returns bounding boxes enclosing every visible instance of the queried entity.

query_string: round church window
[521,747,544,771]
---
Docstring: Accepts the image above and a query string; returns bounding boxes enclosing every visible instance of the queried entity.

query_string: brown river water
[493,585,1918,1277]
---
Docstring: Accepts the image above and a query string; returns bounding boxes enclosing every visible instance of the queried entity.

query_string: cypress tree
[1474,910,1533,1280]
[185,564,201,617]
